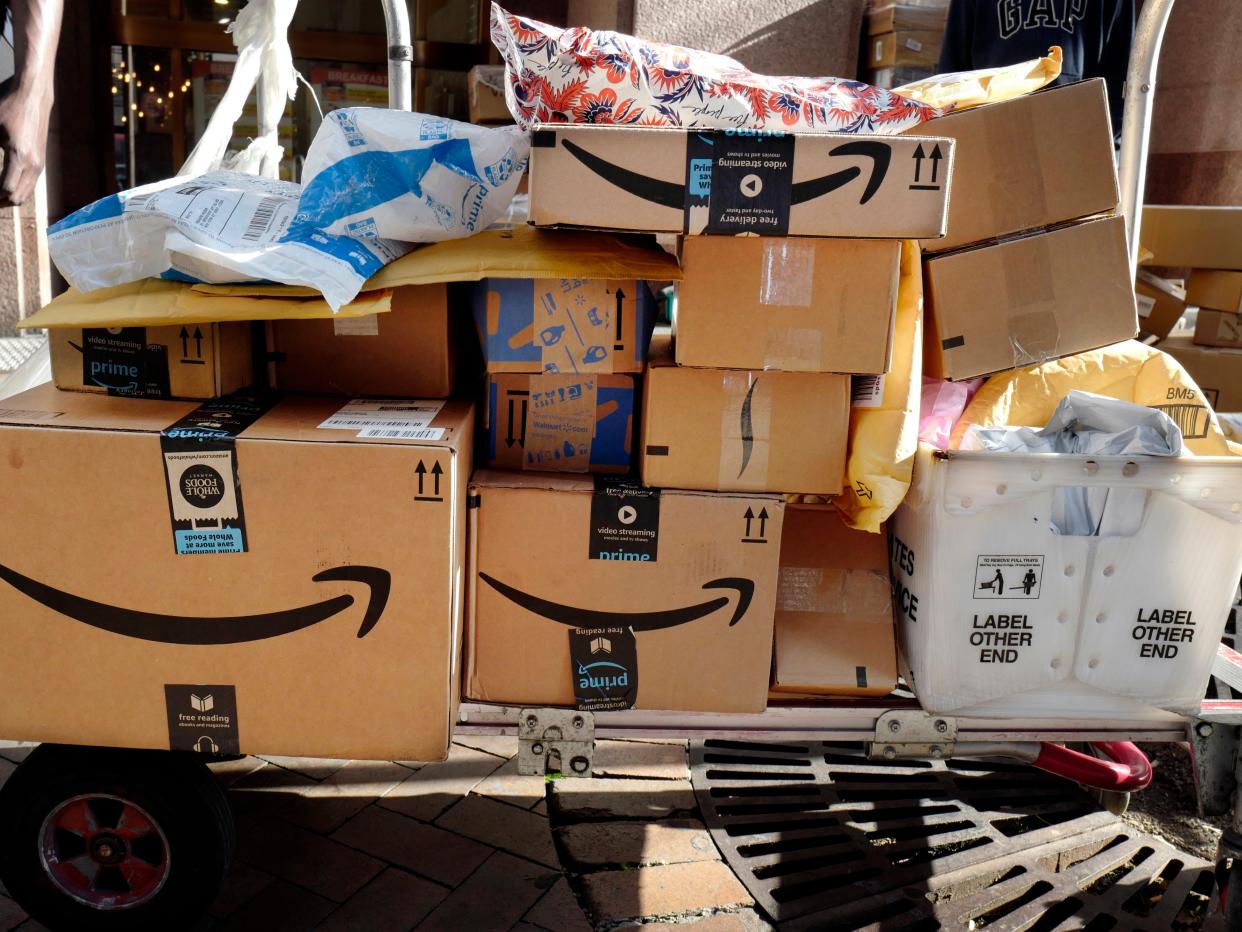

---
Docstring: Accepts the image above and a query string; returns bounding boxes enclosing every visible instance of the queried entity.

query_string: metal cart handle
[1118,0,1177,275]
[378,0,414,112]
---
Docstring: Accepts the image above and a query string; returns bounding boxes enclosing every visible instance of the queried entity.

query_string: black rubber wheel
[0,744,234,931]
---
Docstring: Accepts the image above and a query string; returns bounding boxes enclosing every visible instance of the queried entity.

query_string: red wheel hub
[39,794,170,910]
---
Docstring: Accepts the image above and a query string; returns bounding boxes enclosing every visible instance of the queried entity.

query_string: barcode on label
[242,197,283,242]
[125,193,155,210]
[175,184,212,196]
[1153,403,1210,440]
[357,427,445,441]
[851,374,886,409]
[326,418,435,429]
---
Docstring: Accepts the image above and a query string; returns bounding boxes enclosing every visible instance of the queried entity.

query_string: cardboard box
[472,278,656,374]
[267,284,456,397]
[50,323,254,400]
[675,237,899,373]
[1194,309,1242,349]
[771,506,897,696]
[468,65,511,124]
[1187,270,1242,314]
[641,352,849,494]
[486,372,635,473]
[0,384,473,761]
[1160,336,1242,412]
[1142,206,1242,270]
[924,216,1138,380]
[465,471,784,712]
[867,31,942,68]
[1135,271,1187,342]
[868,3,948,34]
[529,124,953,239]
[915,80,1119,254]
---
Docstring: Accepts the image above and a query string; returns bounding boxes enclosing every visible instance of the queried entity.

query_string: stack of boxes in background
[467,65,513,126]
[863,0,949,89]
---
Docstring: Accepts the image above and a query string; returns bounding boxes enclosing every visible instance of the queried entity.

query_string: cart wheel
[0,744,234,931]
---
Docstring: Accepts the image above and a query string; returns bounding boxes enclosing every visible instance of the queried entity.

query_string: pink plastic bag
[490,3,942,135]
[919,377,984,449]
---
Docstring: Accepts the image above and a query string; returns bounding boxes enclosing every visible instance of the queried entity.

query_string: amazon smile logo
[479,573,754,631]
[0,563,390,645]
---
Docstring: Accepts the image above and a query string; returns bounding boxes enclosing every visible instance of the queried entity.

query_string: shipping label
[318,398,445,438]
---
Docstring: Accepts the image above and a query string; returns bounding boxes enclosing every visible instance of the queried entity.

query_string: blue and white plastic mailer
[48,171,407,311]
[295,108,529,243]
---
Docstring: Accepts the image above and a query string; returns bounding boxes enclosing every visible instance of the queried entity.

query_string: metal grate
[0,335,43,374]
[691,740,1217,930]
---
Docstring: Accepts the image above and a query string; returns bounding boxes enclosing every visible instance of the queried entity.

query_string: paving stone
[316,868,448,932]
[379,744,507,821]
[452,734,520,758]
[523,876,592,932]
[558,819,720,869]
[208,756,267,788]
[235,814,383,903]
[259,760,414,835]
[579,861,753,926]
[614,909,774,931]
[256,755,349,780]
[227,762,318,818]
[533,797,548,816]
[214,879,335,932]
[209,860,276,918]
[549,778,698,820]
[472,755,548,809]
[417,852,560,932]
[435,794,559,868]
[593,740,690,780]
[331,805,492,887]
[0,894,26,932]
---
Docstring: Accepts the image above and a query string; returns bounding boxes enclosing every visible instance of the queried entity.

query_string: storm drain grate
[691,740,1217,930]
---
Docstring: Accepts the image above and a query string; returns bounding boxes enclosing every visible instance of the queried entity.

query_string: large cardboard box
[1187,270,1242,315]
[675,237,899,373]
[867,31,942,69]
[641,353,849,494]
[0,385,472,760]
[924,216,1138,381]
[1160,336,1242,412]
[915,80,1119,254]
[529,124,953,239]
[465,472,784,712]
[1135,271,1187,342]
[1142,206,1242,270]
[468,65,511,124]
[472,278,656,374]
[50,323,254,400]
[268,284,456,397]
[868,3,948,35]
[1194,309,1242,349]
[485,372,635,473]
[771,506,897,697]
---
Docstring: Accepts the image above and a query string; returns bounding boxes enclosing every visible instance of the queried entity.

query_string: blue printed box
[472,278,656,374]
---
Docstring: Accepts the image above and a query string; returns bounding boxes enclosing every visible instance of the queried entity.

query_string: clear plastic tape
[522,373,598,472]
[719,371,769,490]
[759,240,816,307]
[1003,236,1060,368]
[984,99,1047,222]
[765,327,823,371]
[776,567,893,614]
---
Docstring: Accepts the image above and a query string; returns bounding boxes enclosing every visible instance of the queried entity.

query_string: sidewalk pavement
[0,735,766,931]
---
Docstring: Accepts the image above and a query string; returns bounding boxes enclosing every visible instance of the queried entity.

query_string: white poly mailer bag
[48,172,407,311]
[295,109,529,243]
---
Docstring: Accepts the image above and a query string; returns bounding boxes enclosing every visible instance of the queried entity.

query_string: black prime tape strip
[941,335,966,350]
[645,445,670,456]
[855,665,867,689]
[532,129,557,148]
[467,493,481,509]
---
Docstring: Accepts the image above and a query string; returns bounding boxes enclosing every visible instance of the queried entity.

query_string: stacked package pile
[863,0,950,89]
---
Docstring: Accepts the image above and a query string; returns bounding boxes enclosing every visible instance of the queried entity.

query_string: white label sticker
[333,313,381,337]
[318,399,445,431]
[357,426,446,441]
[874,39,884,60]
[851,374,886,409]
[1136,292,1157,319]
[905,38,923,52]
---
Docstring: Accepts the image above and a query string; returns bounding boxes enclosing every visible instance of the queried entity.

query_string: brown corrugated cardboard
[867,31,942,68]
[1135,271,1187,342]
[1187,270,1242,315]
[468,65,512,124]
[641,349,849,494]
[465,471,783,712]
[0,384,472,761]
[267,284,456,397]
[1142,206,1242,269]
[529,124,953,239]
[675,237,899,373]
[868,3,948,35]
[771,506,896,697]
[914,80,1119,254]
[1194,309,1242,349]
[50,323,254,400]
[485,372,635,473]
[1160,336,1242,412]
[924,216,1138,381]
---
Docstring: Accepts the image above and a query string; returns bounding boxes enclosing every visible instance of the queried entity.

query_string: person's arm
[1097,0,1136,137]
[937,0,976,74]
[0,0,64,208]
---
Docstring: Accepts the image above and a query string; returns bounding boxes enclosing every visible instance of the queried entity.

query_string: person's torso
[970,0,1112,83]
